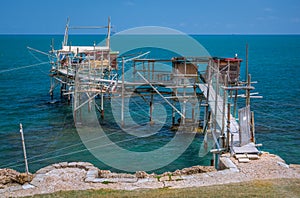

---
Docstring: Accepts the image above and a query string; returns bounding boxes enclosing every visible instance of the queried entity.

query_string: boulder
[135,171,148,179]
[0,169,32,186]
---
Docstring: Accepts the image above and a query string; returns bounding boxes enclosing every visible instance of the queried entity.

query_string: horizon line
[1,33,300,36]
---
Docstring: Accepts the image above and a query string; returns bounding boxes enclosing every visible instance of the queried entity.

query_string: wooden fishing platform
[38,18,263,168]
[199,56,261,158]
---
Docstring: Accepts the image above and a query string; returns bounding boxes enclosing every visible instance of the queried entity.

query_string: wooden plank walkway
[197,83,259,154]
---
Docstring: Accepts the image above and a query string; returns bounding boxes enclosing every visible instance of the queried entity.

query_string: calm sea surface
[0,34,299,173]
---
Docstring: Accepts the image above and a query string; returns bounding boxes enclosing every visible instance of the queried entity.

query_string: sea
[0,34,299,173]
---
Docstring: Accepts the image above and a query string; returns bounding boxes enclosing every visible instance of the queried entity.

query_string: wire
[0,108,174,169]
[28,50,50,76]
[0,62,48,74]
[6,132,144,169]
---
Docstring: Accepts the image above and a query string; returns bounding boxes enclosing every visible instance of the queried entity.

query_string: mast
[245,43,249,82]
[63,17,70,47]
[106,17,111,48]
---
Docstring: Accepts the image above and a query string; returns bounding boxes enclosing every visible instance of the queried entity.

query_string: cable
[0,62,48,74]
[7,133,144,169]
[28,50,50,76]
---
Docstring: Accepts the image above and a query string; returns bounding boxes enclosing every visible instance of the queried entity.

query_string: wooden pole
[192,85,196,122]
[251,111,255,143]
[19,123,29,176]
[172,89,176,126]
[121,57,125,126]
[148,61,150,80]
[152,62,154,81]
[182,86,186,125]
[205,59,212,130]
[101,93,104,118]
[50,78,54,100]
[233,90,238,118]
[184,57,187,75]
[226,103,231,152]
[245,43,249,82]
[182,100,186,125]
[246,74,251,106]
[60,84,63,98]
[73,67,77,123]
[101,51,104,119]
[133,61,136,82]
[172,106,175,126]
[214,60,219,134]
[221,75,227,148]
[150,92,154,125]
[68,86,71,105]
[50,91,53,100]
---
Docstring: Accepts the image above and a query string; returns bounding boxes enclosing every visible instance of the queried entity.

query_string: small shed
[172,57,198,82]
[213,57,242,84]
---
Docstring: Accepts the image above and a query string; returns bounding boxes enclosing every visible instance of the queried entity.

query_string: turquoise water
[0,35,299,173]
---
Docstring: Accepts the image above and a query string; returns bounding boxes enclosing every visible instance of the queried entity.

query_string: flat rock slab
[233,143,259,154]
[235,154,247,159]
[22,183,35,190]
[247,154,259,159]
[92,178,138,183]
[238,158,250,163]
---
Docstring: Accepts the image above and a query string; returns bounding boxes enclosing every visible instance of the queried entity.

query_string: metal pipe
[137,72,185,118]
[19,124,29,177]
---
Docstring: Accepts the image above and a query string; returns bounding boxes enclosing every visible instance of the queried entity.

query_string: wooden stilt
[172,106,175,126]
[221,75,227,148]
[251,111,255,143]
[233,89,238,118]
[245,43,249,81]
[150,93,154,125]
[68,90,71,105]
[101,92,104,119]
[88,95,91,112]
[50,91,53,100]
[171,90,176,126]
[192,85,196,122]
[205,59,212,130]
[214,60,220,135]
[227,103,231,151]
[182,86,186,125]
[121,57,125,126]
[152,62,154,80]
[182,100,186,125]
[60,84,63,98]
[192,105,195,122]
[246,74,251,106]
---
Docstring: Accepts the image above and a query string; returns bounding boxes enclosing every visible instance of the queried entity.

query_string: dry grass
[28,178,300,198]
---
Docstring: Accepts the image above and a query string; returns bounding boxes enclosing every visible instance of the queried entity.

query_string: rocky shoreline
[1,152,299,197]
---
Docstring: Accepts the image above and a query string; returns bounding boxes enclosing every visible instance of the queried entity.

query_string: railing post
[226,103,231,152]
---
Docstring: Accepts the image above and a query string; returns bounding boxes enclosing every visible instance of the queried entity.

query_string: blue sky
[1,0,300,34]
